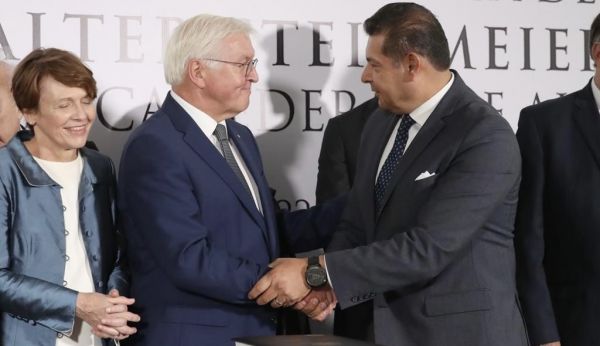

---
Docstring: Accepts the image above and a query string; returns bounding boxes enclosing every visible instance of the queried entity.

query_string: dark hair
[591,12,600,55]
[364,2,450,70]
[11,48,97,112]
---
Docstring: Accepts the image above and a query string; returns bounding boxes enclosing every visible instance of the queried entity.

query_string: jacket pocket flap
[162,306,228,326]
[425,289,492,317]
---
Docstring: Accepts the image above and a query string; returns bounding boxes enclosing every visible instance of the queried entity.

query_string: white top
[376,72,455,178]
[170,90,263,213]
[34,154,100,346]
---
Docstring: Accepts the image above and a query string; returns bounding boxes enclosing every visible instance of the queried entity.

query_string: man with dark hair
[515,12,600,346]
[250,3,527,346]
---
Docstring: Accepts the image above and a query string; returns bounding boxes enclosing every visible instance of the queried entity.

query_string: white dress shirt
[376,73,455,178]
[170,91,263,213]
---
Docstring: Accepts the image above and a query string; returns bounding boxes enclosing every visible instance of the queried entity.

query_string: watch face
[306,266,327,287]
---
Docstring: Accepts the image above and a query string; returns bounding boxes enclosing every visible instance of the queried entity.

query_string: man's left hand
[293,286,337,321]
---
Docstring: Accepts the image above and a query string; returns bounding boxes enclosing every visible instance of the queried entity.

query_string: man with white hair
[118,14,339,346]
[0,61,20,146]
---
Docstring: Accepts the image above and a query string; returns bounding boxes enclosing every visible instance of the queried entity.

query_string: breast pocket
[413,174,437,189]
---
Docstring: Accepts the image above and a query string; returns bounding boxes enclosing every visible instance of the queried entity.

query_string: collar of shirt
[170,90,226,142]
[409,72,455,127]
[590,77,600,115]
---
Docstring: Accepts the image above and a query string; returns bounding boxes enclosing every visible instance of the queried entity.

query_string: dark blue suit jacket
[516,81,600,346]
[119,94,283,346]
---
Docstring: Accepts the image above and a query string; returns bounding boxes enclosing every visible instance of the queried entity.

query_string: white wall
[1,0,597,208]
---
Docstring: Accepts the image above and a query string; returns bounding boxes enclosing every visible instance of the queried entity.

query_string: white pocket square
[415,171,436,181]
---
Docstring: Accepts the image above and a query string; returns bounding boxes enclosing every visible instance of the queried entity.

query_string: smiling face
[200,32,258,120]
[24,76,95,161]
[361,34,414,114]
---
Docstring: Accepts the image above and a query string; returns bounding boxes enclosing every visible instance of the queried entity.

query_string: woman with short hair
[0,48,139,346]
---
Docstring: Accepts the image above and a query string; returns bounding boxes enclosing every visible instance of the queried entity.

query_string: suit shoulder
[457,94,513,132]
[123,109,174,148]
[520,89,580,120]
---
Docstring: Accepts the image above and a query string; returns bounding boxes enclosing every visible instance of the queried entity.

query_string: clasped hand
[76,289,140,340]
[248,258,337,321]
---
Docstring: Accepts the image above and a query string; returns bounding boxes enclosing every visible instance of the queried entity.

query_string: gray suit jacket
[0,132,127,346]
[325,73,528,346]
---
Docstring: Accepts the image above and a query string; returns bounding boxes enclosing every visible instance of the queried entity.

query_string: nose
[361,64,372,84]
[74,101,93,121]
[247,65,259,83]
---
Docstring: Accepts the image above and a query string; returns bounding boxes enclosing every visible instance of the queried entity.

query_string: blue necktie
[374,115,415,211]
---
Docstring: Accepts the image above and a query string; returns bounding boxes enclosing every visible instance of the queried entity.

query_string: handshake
[248,256,337,321]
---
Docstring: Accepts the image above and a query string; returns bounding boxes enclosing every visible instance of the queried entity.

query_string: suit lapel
[164,95,267,233]
[374,73,466,221]
[227,121,278,258]
[572,82,600,170]
[364,111,399,236]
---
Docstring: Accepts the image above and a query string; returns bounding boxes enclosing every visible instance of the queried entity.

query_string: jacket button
[64,229,69,236]
[81,206,86,212]
[92,255,98,261]
[98,281,104,288]
[29,320,36,325]
[63,280,68,287]
[62,205,67,211]
[85,231,92,237]
[57,333,63,338]
[64,254,70,261]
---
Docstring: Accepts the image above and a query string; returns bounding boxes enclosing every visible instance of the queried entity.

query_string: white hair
[163,14,253,86]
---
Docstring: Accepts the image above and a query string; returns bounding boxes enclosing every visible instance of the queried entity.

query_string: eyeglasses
[202,58,258,77]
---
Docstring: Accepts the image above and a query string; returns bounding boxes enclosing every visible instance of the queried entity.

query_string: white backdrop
[1,0,597,209]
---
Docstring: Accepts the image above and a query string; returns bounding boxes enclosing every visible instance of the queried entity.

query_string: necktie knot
[399,114,415,131]
[214,123,228,142]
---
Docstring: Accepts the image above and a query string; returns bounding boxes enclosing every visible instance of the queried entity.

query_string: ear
[592,42,600,67]
[187,59,207,88]
[404,52,421,80]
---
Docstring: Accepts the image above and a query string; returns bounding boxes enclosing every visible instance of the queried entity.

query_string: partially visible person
[316,97,378,204]
[0,48,139,346]
[315,96,378,340]
[0,61,20,146]
[515,12,600,346]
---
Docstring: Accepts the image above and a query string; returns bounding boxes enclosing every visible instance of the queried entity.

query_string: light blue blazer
[0,132,128,346]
